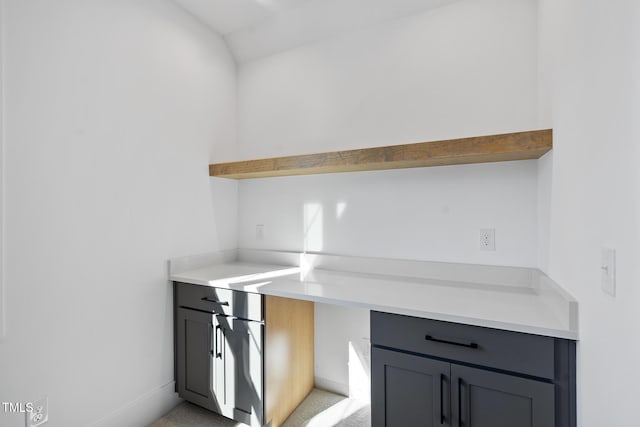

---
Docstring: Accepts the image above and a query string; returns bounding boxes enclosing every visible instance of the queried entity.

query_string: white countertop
[170,262,302,288]
[169,250,578,340]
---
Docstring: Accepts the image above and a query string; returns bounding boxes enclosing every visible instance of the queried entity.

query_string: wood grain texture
[209,129,552,179]
[264,296,315,427]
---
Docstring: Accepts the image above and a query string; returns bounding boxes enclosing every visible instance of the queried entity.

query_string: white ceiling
[173,0,461,62]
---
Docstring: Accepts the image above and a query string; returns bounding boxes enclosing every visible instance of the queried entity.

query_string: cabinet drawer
[175,282,263,322]
[371,311,556,379]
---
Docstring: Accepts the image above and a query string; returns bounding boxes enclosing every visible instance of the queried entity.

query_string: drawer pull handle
[201,297,229,306]
[425,335,478,349]
[440,373,445,425]
[215,325,223,359]
[458,377,463,425]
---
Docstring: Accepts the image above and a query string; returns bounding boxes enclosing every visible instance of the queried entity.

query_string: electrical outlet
[25,397,48,427]
[256,224,264,241]
[479,229,495,251]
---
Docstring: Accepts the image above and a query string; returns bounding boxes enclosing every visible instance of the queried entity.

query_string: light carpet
[148,389,370,427]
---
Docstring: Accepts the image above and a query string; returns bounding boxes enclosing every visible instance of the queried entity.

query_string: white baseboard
[314,376,349,397]
[91,381,181,427]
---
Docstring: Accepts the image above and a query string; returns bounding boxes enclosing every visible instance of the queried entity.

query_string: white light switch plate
[601,247,616,296]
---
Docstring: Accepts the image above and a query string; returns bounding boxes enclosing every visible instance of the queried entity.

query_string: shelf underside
[209,129,552,179]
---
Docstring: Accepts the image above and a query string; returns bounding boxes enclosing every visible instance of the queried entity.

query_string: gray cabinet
[174,282,264,427]
[174,282,315,427]
[371,311,575,427]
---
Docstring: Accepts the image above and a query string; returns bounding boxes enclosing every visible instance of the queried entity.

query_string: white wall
[224,0,463,62]
[237,0,539,158]
[239,163,538,265]
[236,0,541,395]
[0,1,236,426]
[538,1,640,425]
[0,0,6,339]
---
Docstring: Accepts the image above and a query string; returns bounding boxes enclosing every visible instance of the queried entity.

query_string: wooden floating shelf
[209,129,552,179]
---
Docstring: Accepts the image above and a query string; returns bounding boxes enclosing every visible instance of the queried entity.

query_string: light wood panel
[264,296,315,427]
[209,129,552,179]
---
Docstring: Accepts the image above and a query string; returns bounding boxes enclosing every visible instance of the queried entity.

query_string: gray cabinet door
[176,307,216,411]
[372,347,451,427]
[214,315,264,427]
[451,364,555,427]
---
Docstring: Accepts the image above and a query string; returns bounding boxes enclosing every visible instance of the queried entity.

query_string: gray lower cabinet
[371,311,576,427]
[174,283,264,427]
[174,281,315,427]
